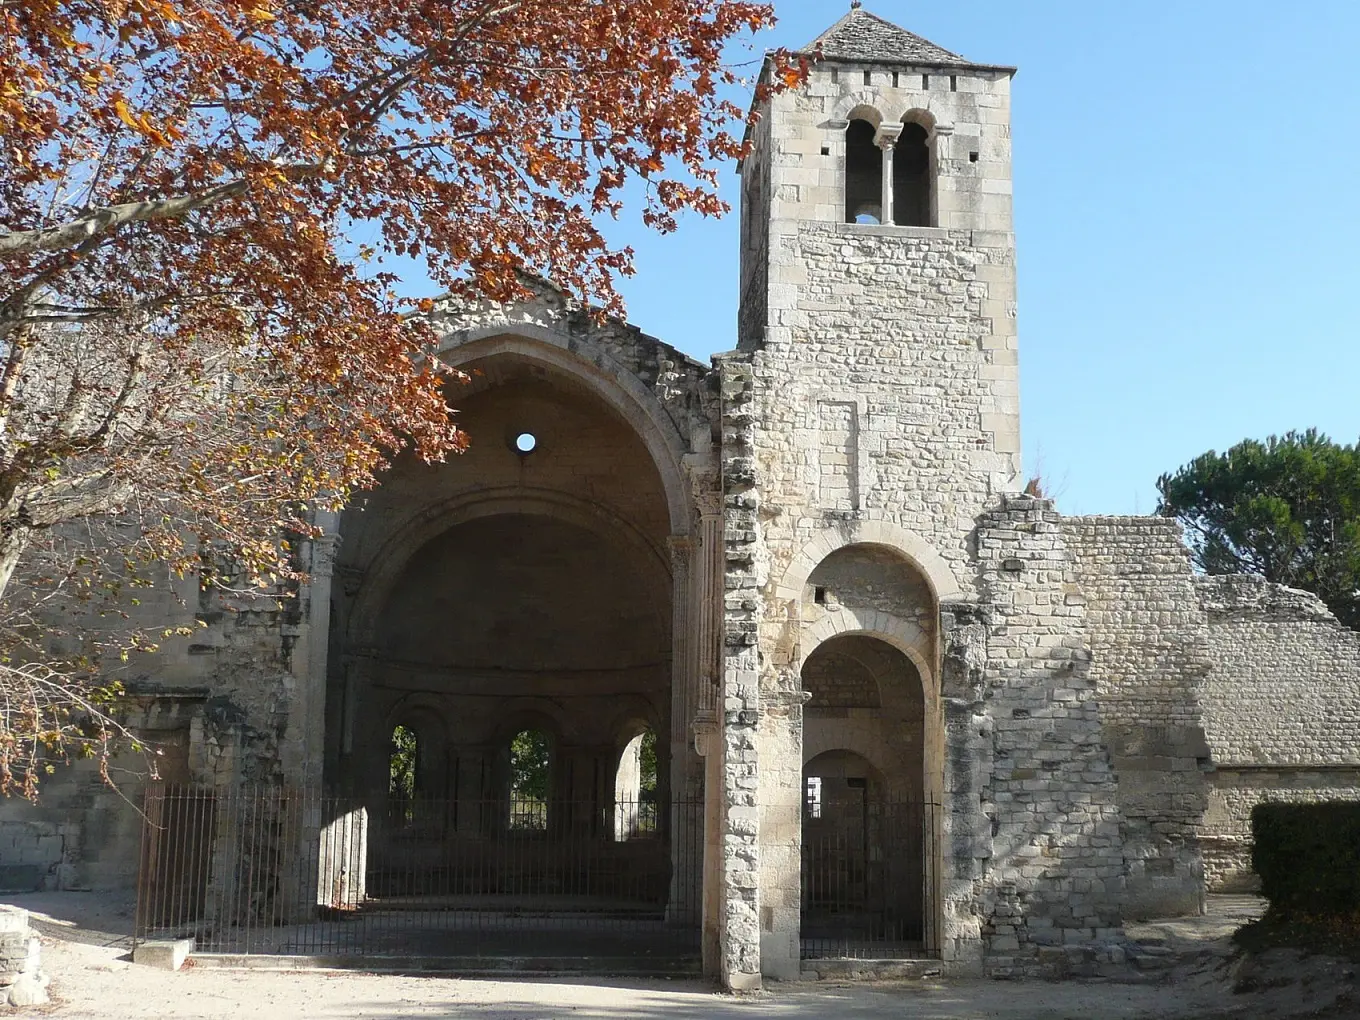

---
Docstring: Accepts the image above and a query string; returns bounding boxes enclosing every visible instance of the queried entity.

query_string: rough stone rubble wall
[1063,517,1210,919]
[0,565,311,894]
[750,222,1019,588]
[1197,574,1360,891]
[967,497,1125,978]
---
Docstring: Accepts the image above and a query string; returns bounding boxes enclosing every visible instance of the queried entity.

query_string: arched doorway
[797,542,940,958]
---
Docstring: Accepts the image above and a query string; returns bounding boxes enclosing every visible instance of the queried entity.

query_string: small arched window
[844,119,883,224]
[389,724,419,825]
[508,728,551,830]
[892,121,933,227]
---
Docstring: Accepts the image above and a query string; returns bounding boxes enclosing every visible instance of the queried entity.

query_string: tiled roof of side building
[800,7,993,69]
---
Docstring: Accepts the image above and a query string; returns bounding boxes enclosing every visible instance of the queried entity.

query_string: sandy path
[22,938,1239,1020]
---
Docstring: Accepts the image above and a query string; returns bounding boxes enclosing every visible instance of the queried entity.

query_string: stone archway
[788,540,946,961]
[799,636,931,958]
[314,336,707,960]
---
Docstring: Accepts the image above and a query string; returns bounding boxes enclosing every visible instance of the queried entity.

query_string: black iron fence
[136,784,940,964]
[135,784,702,961]
[800,798,940,960]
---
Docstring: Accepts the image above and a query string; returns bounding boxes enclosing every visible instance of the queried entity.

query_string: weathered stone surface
[1197,575,1360,891]
[1,8,1357,993]
[6,971,50,1008]
[133,939,195,972]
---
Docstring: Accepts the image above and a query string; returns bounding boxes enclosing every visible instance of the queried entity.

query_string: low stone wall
[1198,575,1360,892]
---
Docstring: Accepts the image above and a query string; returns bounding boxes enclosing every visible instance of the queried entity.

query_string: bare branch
[0,181,249,257]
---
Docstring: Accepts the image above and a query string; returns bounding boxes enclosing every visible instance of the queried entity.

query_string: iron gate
[800,795,940,960]
[135,784,703,965]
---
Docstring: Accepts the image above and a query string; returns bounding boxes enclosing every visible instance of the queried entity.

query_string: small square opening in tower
[814,586,827,605]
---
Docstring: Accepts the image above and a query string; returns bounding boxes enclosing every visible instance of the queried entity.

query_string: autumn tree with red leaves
[0,0,798,794]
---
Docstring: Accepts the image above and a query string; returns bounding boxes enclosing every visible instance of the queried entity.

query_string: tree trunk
[0,523,31,604]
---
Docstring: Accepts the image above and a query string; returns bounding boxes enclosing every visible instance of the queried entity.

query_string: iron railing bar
[137,788,709,960]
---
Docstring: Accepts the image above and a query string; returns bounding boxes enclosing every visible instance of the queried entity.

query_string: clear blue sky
[599,1,1360,515]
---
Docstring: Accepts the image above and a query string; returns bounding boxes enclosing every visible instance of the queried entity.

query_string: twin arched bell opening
[844,115,935,227]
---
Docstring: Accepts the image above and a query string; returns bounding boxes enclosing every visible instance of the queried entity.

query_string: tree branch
[0,180,250,257]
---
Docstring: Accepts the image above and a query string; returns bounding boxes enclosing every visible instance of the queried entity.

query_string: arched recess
[382,693,452,802]
[791,536,946,959]
[792,541,945,807]
[799,629,929,803]
[844,117,883,224]
[312,321,706,941]
[775,521,962,606]
[433,328,691,537]
[799,610,932,681]
[893,111,936,228]
[346,487,671,650]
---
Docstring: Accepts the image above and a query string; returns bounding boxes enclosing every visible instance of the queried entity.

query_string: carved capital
[668,533,695,568]
[335,565,364,598]
[874,123,904,149]
[692,710,720,757]
[309,533,342,578]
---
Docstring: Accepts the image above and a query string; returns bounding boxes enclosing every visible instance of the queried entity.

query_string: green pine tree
[1157,429,1360,629]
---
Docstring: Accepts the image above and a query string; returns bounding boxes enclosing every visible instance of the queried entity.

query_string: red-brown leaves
[0,0,801,604]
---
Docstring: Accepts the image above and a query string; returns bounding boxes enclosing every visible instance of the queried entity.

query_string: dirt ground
[4,892,1357,1019]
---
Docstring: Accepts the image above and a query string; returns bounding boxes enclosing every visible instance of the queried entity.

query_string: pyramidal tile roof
[800,7,980,67]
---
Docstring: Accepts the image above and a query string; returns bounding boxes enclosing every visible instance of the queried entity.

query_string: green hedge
[1251,801,1360,914]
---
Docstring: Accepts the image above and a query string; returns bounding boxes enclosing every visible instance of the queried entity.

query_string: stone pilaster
[715,352,763,991]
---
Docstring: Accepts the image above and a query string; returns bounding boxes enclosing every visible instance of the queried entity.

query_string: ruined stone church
[4,7,1359,990]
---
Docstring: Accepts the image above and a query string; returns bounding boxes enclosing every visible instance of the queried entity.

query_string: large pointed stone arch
[434,324,692,536]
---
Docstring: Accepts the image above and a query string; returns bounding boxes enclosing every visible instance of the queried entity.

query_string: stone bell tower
[736,5,1022,506]
[717,7,1026,985]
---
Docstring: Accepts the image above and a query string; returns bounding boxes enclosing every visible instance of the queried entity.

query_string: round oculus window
[513,431,537,454]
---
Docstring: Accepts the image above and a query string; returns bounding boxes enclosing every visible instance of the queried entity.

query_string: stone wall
[969,496,1125,978]
[0,565,312,893]
[1197,575,1360,890]
[1064,517,1210,919]
[749,223,1019,599]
